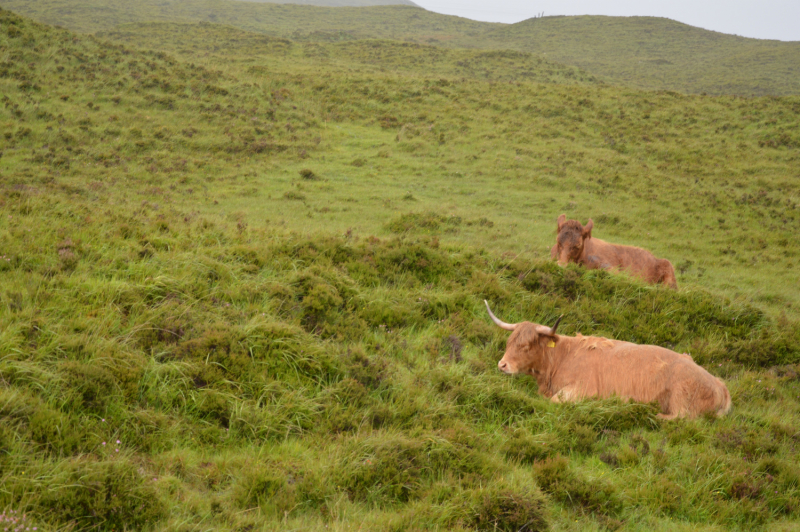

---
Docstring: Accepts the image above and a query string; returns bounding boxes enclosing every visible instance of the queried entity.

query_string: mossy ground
[1,7,800,531]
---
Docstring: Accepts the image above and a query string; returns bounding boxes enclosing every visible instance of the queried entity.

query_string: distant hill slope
[242,0,419,5]
[1,0,799,95]
[102,21,598,85]
[468,15,800,95]
[0,0,490,39]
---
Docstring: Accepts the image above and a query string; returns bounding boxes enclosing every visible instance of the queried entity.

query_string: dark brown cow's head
[485,301,561,375]
[555,214,593,266]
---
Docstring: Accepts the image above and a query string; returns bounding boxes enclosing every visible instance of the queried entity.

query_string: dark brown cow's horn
[535,315,562,336]
[484,300,517,331]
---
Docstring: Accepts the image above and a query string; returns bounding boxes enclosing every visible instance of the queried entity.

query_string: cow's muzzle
[498,359,513,374]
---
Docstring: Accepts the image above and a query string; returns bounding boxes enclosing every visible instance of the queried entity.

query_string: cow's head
[555,214,593,266]
[485,301,561,375]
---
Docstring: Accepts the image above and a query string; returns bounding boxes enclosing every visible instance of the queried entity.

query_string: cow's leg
[551,386,579,403]
[658,382,698,419]
[655,388,681,419]
[657,393,685,419]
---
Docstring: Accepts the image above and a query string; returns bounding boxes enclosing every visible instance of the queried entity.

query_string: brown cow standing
[485,301,731,419]
[553,214,677,288]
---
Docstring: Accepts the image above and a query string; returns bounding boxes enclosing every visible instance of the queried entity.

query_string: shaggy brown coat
[486,303,731,419]
[553,214,677,288]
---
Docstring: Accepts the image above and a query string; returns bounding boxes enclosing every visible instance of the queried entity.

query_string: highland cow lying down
[552,214,677,288]
[485,301,731,419]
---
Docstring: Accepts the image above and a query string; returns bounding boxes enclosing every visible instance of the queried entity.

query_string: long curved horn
[536,315,563,336]
[484,300,517,331]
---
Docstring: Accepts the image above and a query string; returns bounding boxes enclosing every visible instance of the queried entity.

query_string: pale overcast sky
[413,0,800,41]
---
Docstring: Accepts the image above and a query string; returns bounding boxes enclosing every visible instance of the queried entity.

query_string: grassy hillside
[3,0,800,95]
[101,21,596,83]
[6,13,796,317]
[473,15,800,96]
[241,0,419,5]
[0,0,492,40]
[2,8,800,531]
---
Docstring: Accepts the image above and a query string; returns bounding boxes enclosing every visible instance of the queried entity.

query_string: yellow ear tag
[547,341,556,348]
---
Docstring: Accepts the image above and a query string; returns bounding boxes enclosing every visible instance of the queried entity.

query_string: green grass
[1,7,800,531]
[3,0,800,95]
[476,15,800,96]
[0,0,493,40]
[3,12,798,316]
[242,0,419,5]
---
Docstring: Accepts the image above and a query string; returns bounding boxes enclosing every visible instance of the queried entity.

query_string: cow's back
[552,337,728,417]
[583,239,676,288]
[554,339,679,400]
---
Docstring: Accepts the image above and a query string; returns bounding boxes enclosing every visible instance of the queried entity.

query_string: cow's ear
[582,219,593,239]
[535,331,558,350]
[557,214,566,232]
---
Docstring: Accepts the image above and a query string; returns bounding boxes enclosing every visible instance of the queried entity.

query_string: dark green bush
[560,399,660,432]
[638,477,684,514]
[176,326,248,374]
[335,432,491,505]
[356,296,423,329]
[233,464,285,509]
[28,407,85,455]
[755,456,800,491]
[299,168,320,180]
[232,458,330,516]
[715,427,780,459]
[135,303,191,351]
[470,486,549,531]
[418,291,472,321]
[291,268,360,336]
[343,346,389,390]
[666,419,708,445]
[726,330,800,367]
[230,244,265,268]
[385,212,461,233]
[532,455,622,516]
[32,458,165,529]
[564,423,598,454]
[336,435,427,504]
[501,430,558,464]
[320,378,371,433]
[193,389,231,427]
[59,361,117,412]
[374,241,453,284]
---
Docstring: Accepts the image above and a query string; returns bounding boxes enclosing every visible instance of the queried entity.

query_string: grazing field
[4,0,800,96]
[477,15,800,96]
[1,7,800,531]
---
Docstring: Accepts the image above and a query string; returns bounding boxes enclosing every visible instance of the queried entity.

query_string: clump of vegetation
[7,459,165,529]
[502,429,559,463]
[385,212,462,233]
[0,6,799,531]
[533,455,622,516]
[283,190,306,200]
[299,168,320,180]
[469,481,549,531]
